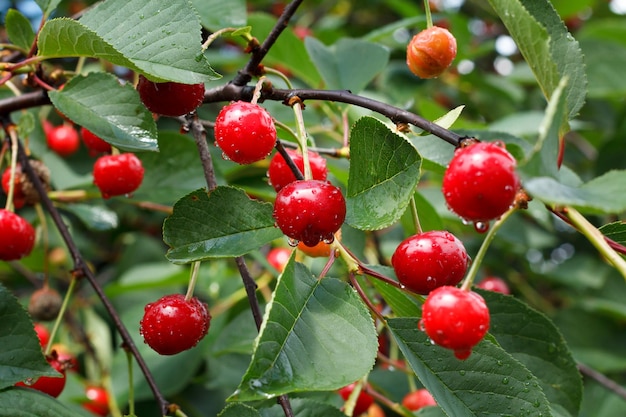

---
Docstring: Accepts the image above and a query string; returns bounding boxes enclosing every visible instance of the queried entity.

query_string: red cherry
[419,286,490,360]
[0,209,35,261]
[442,141,520,224]
[402,388,437,411]
[476,276,511,295]
[339,383,375,416]
[136,75,205,117]
[407,26,457,79]
[34,323,50,348]
[267,247,291,272]
[2,165,26,209]
[46,124,80,157]
[80,127,112,156]
[267,149,328,192]
[273,180,346,247]
[16,355,66,397]
[93,153,144,199]
[391,231,468,295]
[140,294,211,355]
[214,101,277,164]
[83,385,109,416]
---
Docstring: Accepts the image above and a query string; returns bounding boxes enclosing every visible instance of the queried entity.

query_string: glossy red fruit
[16,355,66,397]
[34,323,50,348]
[46,124,80,157]
[273,180,346,247]
[339,383,374,416]
[391,231,468,295]
[442,141,520,224]
[80,127,112,156]
[267,149,327,192]
[136,74,205,117]
[419,286,490,360]
[0,209,35,260]
[214,101,277,164]
[267,247,291,272]
[2,166,26,209]
[402,388,437,411]
[93,153,144,199]
[83,385,109,416]
[140,294,211,355]
[407,26,457,79]
[476,276,510,295]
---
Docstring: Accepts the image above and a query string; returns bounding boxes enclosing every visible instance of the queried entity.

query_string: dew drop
[473,221,489,233]
[221,152,231,161]
[459,370,466,376]
[323,236,334,244]
[502,377,509,385]
[418,319,426,331]
[287,238,299,247]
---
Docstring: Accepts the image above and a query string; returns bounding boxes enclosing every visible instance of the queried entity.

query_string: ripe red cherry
[476,276,510,295]
[0,209,35,261]
[267,149,327,192]
[136,74,205,117]
[2,166,26,209]
[34,323,50,348]
[407,26,457,79]
[140,294,211,355]
[402,388,437,411]
[338,383,374,416]
[16,355,66,397]
[419,286,490,360]
[80,127,112,156]
[93,153,144,199]
[267,247,291,272]
[46,124,80,157]
[214,101,277,164]
[273,180,346,247]
[442,141,520,224]
[391,231,468,295]
[83,385,109,416]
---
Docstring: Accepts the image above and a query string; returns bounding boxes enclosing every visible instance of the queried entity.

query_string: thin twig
[578,362,626,401]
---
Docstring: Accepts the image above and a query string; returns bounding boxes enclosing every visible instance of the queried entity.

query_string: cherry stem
[4,125,18,211]
[350,273,385,323]
[34,203,50,285]
[317,249,337,280]
[202,27,252,52]
[291,100,312,180]
[577,361,626,401]
[184,261,201,302]
[250,76,267,105]
[409,195,423,234]
[561,206,626,281]
[263,66,294,89]
[366,388,415,417]
[125,350,136,417]
[44,277,77,356]
[342,377,369,417]
[423,0,434,28]
[460,208,516,292]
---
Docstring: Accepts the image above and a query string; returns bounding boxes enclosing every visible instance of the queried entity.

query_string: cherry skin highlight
[391,231,468,295]
[140,294,211,355]
[137,74,205,117]
[442,141,520,223]
[273,180,346,247]
[214,101,277,164]
[420,286,490,360]
[93,153,144,199]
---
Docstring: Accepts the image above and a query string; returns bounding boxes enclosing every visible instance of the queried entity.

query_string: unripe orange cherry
[406,26,457,79]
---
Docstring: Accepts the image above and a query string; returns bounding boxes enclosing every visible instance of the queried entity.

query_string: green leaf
[520,77,568,178]
[34,0,62,18]
[247,13,321,87]
[231,259,377,401]
[192,0,246,30]
[260,398,346,417]
[417,105,465,136]
[163,187,283,263]
[0,388,85,416]
[0,284,59,389]
[366,265,422,318]
[47,73,158,152]
[487,0,586,120]
[305,37,390,93]
[62,204,119,231]
[346,117,421,230]
[5,9,35,51]
[579,39,626,99]
[524,170,626,214]
[134,132,207,204]
[219,403,260,417]
[480,290,582,416]
[599,221,626,246]
[387,317,552,417]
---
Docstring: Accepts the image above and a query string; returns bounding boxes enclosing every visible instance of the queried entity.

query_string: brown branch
[578,362,626,401]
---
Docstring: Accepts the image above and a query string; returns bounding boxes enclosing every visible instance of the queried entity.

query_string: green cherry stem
[291,99,312,180]
[44,277,77,356]
[264,66,294,89]
[460,208,516,292]
[125,350,136,417]
[4,125,19,211]
[563,206,626,281]
[423,0,433,28]
[409,195,423,234]
[184,261,201,302]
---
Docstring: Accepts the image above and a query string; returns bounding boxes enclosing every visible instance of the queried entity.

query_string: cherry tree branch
[1,121,170,416]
